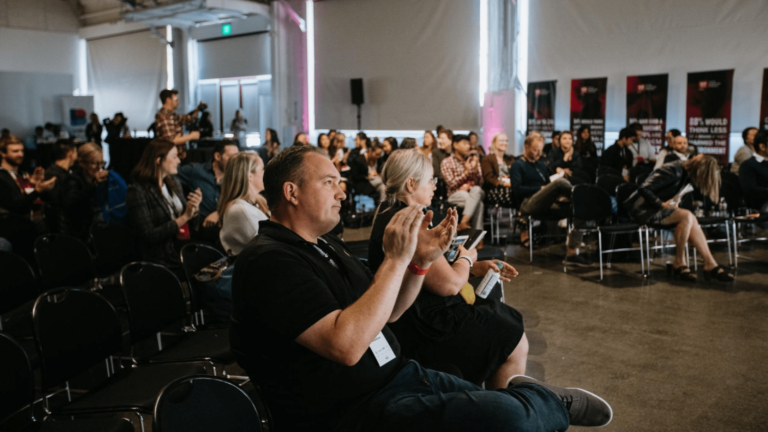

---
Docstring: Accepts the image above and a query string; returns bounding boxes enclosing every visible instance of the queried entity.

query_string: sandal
[672,265,697,282]
[703,265,734,282]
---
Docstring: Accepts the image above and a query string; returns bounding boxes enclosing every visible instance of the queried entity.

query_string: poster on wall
[626,74,668,153]
[60,96,95,141]
[526,81,556,141]
[760,69,768,132]
[570,77,607,152]
[685,70,733,164]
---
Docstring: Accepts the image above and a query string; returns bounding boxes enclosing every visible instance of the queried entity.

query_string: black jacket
[624,161,689,224]
[0,169,38,216]
[347,153,376,197]
[58,165,99,239]
[600,143,633,174]
[739,156,768,210]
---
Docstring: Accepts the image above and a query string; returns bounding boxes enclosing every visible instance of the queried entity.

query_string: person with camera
[155,89,206,161]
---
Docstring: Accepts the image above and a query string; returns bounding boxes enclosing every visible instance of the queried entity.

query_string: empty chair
[90,223,139,278]
[32,288,205,431]
[153,375,267,432]
[34,234,96,290]
[119,262,234,371]
[0,251,38,333]
[0,332,135,432]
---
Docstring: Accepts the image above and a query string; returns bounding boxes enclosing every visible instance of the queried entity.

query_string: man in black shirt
[231,145,612,431]
[43,140,77,233]
[739,130,768,213]
[600,128,635,180]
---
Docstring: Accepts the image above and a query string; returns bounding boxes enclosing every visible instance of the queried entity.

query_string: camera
[197,102,208,111]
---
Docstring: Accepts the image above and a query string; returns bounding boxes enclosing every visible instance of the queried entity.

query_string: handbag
[195,255,235,282]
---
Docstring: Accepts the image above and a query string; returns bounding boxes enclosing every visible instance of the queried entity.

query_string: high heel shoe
[672,265,697,282]
[703,265,734,282]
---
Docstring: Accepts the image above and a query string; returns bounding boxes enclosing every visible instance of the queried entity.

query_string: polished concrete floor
[498,236,768,431]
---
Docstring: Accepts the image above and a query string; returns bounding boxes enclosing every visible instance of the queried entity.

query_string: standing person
[59,143,109,240]
[433,129,453,181]
[482,132,515,207]
[103,113,130,145]
[198,112,214,138]
[731,127,758,174]
[230,145,613,432]
[230,110,248,140]
[155,89,205,161]
[442,134,485,232]
[85,113,103,146]
[126,139,202,273]
[626,155,734,282]
[176,140,240,237]
[258,128,281,166]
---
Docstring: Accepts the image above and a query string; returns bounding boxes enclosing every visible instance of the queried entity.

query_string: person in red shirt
[155,89,205,160]
[441,134,485,232]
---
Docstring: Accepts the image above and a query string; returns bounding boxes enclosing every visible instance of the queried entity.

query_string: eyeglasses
[87,161,106,168]
[428,177,438,186]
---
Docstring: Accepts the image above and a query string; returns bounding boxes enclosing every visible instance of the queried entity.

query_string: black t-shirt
[230,221,405,431]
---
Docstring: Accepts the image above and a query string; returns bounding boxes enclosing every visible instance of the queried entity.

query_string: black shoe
[508,375,613,428]
[703,265,734,282]
[563,254,594,268]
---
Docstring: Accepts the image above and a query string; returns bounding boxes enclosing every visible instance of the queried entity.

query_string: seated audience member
[627,123,656,166]
[421,130,437,157]
[218,152,269,256]
[739,131,768,213]
[292,132,309,146]
[655,129,682,170]
[348,139,386,202]
[258,128,281,165]
[731,127,758,174]
[546,131,590,185]
[626,154,733,282]
[230,145,613,432]
[511,133,590,266]
[400,137,417,149]
[600,127,635,179]
[371,149,527,388]
[85,113,103,146]
[329,132,347,171]
[661,134,692,166]
[176,140,239,237]
[482,132,515,207]
[316,133,331,155]
[575,126,598,181]
[126,139,202,271]
[433,129,453,181]
[442,134,485,232]
[468,131,485,157]
[44,140,78,233]
[347,131,368,163]
[56,143,109,239]
[542,130,561,156]
[378,137,398,171]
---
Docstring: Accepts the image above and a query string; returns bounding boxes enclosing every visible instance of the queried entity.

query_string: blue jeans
[335,360,570,432]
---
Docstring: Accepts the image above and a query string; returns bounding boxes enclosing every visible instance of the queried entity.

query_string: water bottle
[719,197,728,217]
[475,262,504,299]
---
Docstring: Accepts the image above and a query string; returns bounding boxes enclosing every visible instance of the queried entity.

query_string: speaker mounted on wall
[350,78,364,105]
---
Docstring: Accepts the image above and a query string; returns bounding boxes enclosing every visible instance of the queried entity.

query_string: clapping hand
[30,167,56,193]
[382,205,425,265]
[413,208,458,268]
[185,188,203,218]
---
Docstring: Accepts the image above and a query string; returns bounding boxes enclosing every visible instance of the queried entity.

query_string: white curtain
[87,31,166,132]
[314,0,480,131]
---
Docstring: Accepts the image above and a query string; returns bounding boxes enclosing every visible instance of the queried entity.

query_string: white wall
[528,0,768,155]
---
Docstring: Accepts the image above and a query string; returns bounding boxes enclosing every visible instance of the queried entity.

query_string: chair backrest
[91,223,139,277]
[120,262,188,344]
[0,332,34,422]
[595,174,625,197]
[571,185,613,222]
[721,171,745,211]
[616,183,639,219]
[0,251,38,315]
[33,234,95,289]
[180,243,226,314]
[153,375,264,432]
[32,288,122,390]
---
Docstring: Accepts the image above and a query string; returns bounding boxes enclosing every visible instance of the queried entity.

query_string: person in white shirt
[731,127,757,174]
[627,123,656,166]
[217,152,269,256]
[654,129,683,171]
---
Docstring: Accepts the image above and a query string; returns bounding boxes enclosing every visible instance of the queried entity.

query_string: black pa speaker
[350,78,364,105]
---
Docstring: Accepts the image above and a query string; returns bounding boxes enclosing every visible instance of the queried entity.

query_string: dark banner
[761,68,768,132]
[686,69,733,164]
[527,81,556,140]
[627,74,668,153]
[570,77,607,152]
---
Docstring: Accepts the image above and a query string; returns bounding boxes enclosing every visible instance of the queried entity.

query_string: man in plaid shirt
[441,134,485,232]
[155,89,203,160]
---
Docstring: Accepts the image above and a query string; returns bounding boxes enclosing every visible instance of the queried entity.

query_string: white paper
[549,171,565,182]
[370,332,396,367]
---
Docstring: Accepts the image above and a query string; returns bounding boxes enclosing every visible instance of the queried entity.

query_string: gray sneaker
[507,375,613,428]
[564,254,594,268]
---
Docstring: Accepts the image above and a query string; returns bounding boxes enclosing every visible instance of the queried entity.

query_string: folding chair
[0,251,38,334]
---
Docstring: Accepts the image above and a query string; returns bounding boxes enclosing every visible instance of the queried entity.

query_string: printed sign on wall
[686,70,734,164]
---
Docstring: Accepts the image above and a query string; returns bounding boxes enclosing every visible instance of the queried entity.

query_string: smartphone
[446,235,468,262]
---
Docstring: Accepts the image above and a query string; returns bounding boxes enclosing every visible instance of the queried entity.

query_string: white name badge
[370,332,396,367]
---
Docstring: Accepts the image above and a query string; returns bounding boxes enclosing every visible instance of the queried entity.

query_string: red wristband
[407,262,430,276]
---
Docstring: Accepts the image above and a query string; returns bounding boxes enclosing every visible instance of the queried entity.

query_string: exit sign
[222,23,232,36]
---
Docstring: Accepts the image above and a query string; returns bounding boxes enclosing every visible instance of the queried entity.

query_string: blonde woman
[481,132,515,207]
[368,149,528,389]
[217,152,269,256]
[626,154,733,281]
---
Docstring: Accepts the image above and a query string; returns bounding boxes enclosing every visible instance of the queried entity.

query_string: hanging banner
[570,77,607,152]
[761,68,768,132]
[526,81,556,141]
[686,69,733,164]
[627,74,668,154]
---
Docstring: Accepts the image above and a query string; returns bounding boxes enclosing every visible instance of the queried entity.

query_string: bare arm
[423,245,477,296]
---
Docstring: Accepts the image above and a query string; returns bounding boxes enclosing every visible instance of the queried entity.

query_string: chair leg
[693,247,697,271]
[638,228,646,277]
[725,222,733,267]
[529,216,533,262]
[606,234,616,268]
[733,220,738,268]
[598,230,604,280]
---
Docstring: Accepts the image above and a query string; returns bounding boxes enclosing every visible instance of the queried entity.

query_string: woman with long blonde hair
[217,152,269,256]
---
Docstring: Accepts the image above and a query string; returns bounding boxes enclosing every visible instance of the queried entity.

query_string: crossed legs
[660,208,718,272]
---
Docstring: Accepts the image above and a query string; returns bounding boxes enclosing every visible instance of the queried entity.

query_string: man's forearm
[172,135,191,145]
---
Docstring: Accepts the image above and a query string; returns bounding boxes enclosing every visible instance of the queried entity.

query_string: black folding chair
[119,262,234,375]
[569,185,645,280]
[595,174,625,197]
[0,251,38,334]
[180,243,227,327]
[0,332,135,432]
[31,288,205,431]
[91,223,139,279]
[34,235,96,290]
[153,375,269,432]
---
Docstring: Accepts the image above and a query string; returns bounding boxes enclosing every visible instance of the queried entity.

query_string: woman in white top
[217,152,269,256]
